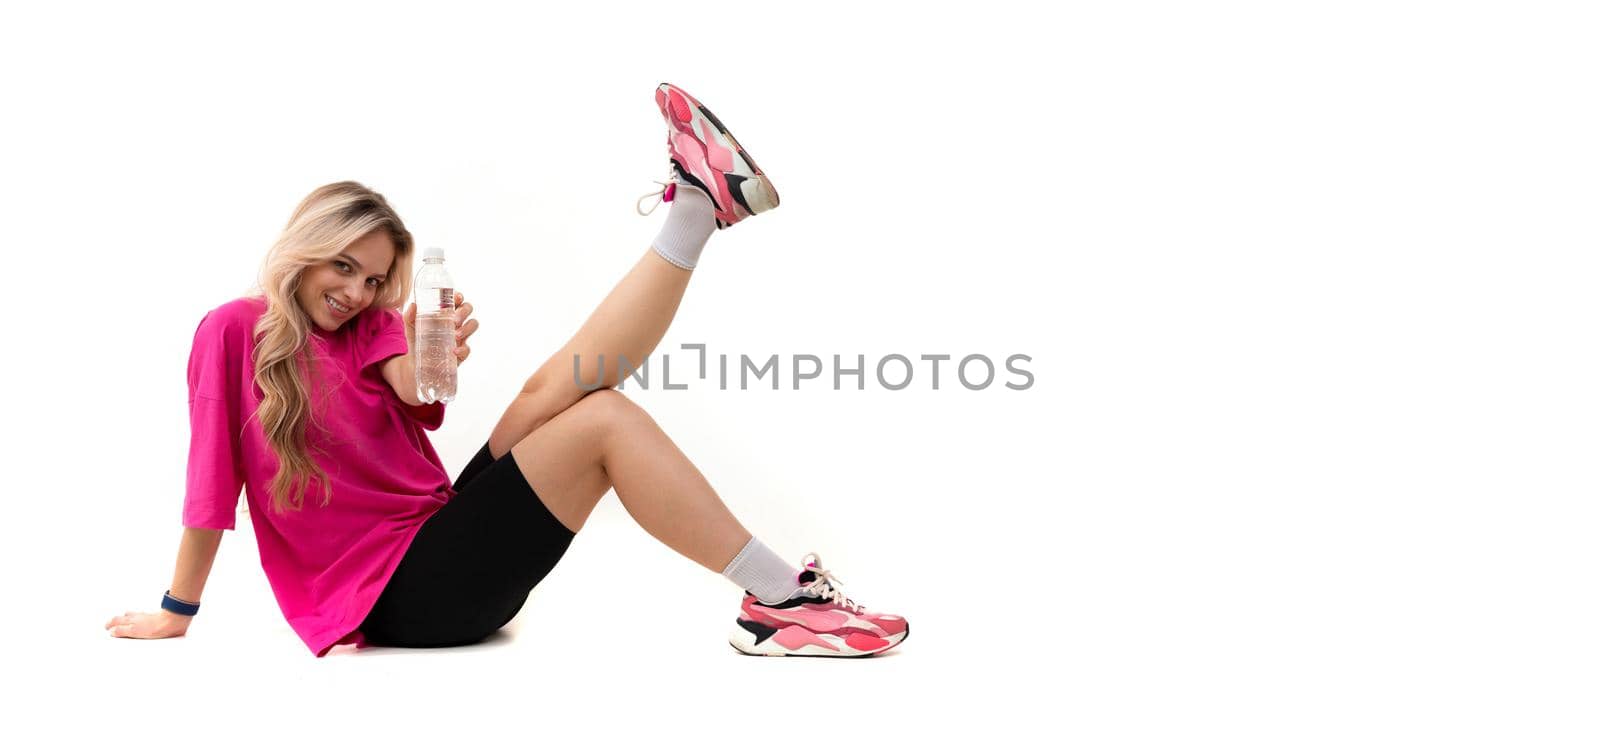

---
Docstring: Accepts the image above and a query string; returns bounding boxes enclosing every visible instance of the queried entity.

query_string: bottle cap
[422,247,445,260]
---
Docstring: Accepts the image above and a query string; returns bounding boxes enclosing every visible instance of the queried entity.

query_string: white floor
[36,498,1047,731]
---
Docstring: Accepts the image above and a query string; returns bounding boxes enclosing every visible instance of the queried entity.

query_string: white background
[3,1,1595,731]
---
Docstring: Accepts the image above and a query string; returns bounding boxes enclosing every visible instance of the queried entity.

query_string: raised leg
[507,388,752,573]
[488,249,693,458]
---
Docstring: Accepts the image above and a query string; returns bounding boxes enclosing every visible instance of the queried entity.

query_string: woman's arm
[105,527,222,639]
[170,527,223,603]
[382,351,424,406]
[379,301,425,406]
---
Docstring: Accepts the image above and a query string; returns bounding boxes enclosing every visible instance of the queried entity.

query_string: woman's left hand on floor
[105,610,191,640]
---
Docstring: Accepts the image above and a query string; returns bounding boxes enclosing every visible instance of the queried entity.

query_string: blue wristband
[161,590,200,616]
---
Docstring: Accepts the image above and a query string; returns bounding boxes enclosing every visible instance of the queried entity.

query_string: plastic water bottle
[414,247,457,404]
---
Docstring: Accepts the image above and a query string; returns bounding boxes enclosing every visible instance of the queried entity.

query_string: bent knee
[559,389,650,444]
[571,388,642,424]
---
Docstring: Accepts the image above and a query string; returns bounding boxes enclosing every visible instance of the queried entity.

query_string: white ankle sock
[721,536,802,604]
[650,185,717,270]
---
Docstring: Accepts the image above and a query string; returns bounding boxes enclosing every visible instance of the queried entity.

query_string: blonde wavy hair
[244,181,415,515]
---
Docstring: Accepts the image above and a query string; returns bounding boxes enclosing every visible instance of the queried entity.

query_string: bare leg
[489,250,693,458]
[508,389,752,573]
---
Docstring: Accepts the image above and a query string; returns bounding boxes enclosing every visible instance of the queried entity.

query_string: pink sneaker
[644,82,780,230]
[729,553,910,657]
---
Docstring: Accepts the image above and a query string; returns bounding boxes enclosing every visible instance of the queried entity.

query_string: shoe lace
[635,158,678,216]
[798,553,864,613]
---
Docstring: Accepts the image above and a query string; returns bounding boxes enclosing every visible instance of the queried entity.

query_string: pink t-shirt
[183,295,454,656]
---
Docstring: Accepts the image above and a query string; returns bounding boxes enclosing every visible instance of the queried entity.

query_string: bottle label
[419,287,454,316]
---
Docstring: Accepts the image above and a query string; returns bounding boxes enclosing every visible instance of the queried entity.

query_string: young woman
[103,83,908,658]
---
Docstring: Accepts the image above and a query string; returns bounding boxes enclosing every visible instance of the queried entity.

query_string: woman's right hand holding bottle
[105,609,191,640]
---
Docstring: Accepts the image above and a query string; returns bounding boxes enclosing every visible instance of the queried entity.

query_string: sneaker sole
[657,83,780,220]
[727,619,910,658]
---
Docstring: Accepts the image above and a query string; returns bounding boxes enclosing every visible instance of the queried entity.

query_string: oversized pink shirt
[183,295,454,656]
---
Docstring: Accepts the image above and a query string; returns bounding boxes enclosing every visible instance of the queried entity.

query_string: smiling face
[293,228,397,333]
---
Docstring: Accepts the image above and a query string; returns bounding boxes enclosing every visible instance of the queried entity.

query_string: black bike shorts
[359,440,576,648]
